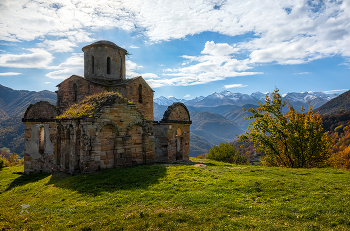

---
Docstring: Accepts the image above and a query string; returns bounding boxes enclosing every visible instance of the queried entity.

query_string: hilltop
[1,160,350,230]
[316,89,350,115]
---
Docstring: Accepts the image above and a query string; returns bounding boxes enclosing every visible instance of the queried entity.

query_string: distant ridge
[154,90,339,110]
[316,90,350,115]
[0,84,56,119]
[0,85,56,155]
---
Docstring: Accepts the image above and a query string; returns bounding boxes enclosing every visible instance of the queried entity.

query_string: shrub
[206,143,247,164]
[0,155,9,168]
[239,88,332,168]
[0,147,23,168]
[197,153,206,159]
[334,124,344,133]
[328,146,350,169]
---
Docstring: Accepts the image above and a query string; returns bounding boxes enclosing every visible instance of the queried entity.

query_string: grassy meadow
[1,158,350,230]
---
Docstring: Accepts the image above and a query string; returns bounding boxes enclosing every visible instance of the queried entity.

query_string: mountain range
[0,84,347,157]
[0,84,56,120]
[155,90,339,109]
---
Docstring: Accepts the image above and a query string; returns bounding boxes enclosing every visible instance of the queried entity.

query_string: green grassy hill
[1,159,350,230]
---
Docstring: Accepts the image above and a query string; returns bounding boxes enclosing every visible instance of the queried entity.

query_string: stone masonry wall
[154,103,191,162]
[83,45,126,81]
[125,77,154,121]
[56,100,155,174]
[23,122,57,174]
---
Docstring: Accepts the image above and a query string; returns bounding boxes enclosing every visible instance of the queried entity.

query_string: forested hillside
[316,89,350,115]
[0,85,56,155]
[190,111,244,145]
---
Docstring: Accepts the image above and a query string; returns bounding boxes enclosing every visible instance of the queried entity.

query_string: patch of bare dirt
[192,164,207,167]
[226,166,250,172]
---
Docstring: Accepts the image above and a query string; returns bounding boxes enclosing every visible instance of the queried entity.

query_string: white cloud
[323,89,349,94]
[126,60,143,78]
[147,41,262,87]
[45,82,51,84]
[201,41,240,56]
[224,84,248,89]
[0,72,21,76]
[293,72,310,75]
[129,45,140,49]
[1,1,350,79]
[0,48,53,68]
[184,94,190,98]
[36,39,78,52]
[46,53,83,79]
[142,73,160,79]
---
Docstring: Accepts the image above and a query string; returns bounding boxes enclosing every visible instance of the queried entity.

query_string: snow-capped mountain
[154,90,340,108]
[153,96,176,106]
[283,91,339,103]
[250,92,272,102]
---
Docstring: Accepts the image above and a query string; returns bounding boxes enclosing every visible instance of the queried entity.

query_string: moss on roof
[57,91,131,119]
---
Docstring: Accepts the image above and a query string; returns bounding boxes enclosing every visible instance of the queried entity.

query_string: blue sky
[0,0,350,99]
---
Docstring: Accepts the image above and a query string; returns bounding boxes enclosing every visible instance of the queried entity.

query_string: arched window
[138,84,142,103]
[73,83,77,102]
[39,126,45,154]
[107,57,111,74]
[91,56,95,74]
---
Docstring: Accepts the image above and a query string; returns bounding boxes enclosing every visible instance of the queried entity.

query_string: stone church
[22,40,191,174]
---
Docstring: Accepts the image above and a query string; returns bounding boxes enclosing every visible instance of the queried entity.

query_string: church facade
[22,41,191,174]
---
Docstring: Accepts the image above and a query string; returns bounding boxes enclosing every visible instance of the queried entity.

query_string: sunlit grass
[1,158,350,230]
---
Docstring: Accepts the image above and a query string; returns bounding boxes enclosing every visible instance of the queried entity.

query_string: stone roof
[82,40,127,52]
[57,91,130,119]
[162,102,191,121]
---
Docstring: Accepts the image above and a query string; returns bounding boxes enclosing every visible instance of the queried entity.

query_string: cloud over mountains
[0,0,350,89]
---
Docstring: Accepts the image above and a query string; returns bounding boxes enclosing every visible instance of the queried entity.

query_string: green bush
[206,143,247,164]
[0,147,23,168]
[334,124,344,133]
[0,155,9,168]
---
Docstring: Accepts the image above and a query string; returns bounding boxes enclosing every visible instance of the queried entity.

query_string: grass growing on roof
[1,158,350,230]
[57,91,128,119]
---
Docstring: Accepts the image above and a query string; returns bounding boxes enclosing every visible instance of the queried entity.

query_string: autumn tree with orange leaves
[239,88,332,168]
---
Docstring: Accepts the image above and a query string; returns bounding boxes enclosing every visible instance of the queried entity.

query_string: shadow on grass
[46,164,168,196]
[5,172,50,191]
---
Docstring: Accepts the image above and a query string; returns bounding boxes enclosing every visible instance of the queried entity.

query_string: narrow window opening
[73,83,77,102]
[39,126,45,154]
[138,84,142,103]
[57,127,61,166]
[91,56,95,74]
[107,57,111,74]
[65,129,70,170]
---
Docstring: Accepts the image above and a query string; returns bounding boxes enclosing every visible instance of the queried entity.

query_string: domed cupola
[82,40,127,81]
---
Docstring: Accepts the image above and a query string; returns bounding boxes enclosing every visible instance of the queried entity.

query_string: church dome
[82,40,126,52]
[82,40,127,81]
